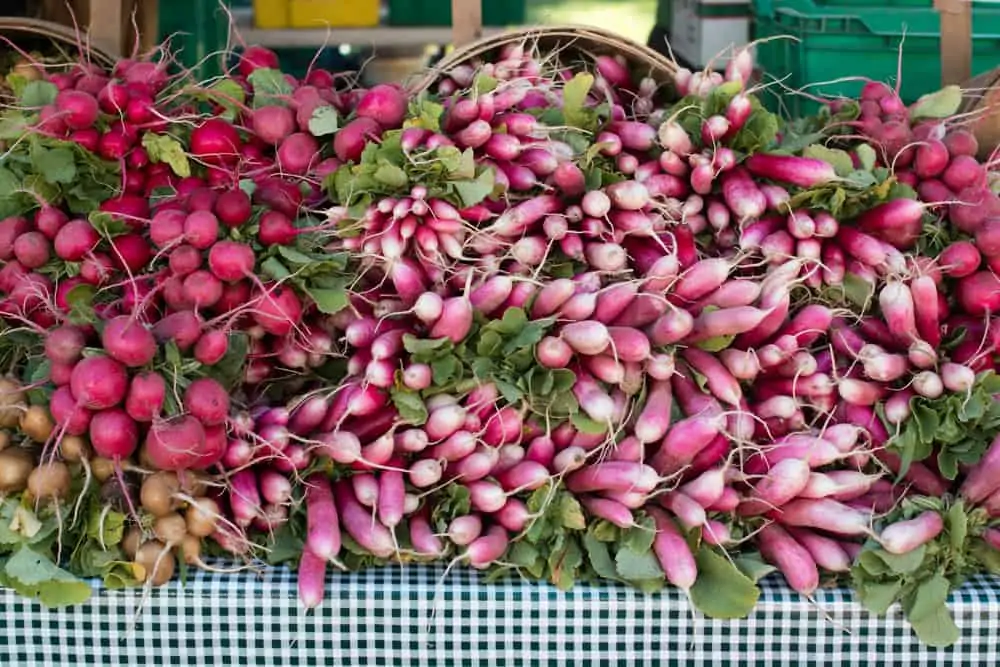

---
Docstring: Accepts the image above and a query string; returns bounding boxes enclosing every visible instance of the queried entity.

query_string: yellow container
[254,0,290,28]
[289,0,381,28]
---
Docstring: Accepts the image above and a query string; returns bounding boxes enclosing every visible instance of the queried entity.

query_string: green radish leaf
[695,334,735,352]
[548,537,583,590]
[390,388,428,426]
[86,509,126,546]
[19,80,58,108]
[30,144,76,184]
[855,144,878,172]
[402,335,452,358]
[615,547,664,582]
[430,355,462,386]
[452,167,496,207]
[1,546,92,607]
[583,532,619,580]
[303,286,349,315]
[142,133,191,178]
[733,553,777,583]
[508,542,545,578]
[473,73,498,95]
[563,73,595,130]
[910,85,963,120]
[571,413,608,436]
[308,106,340,136]
[204,79,246,120]
[873,545,927,575]
[803,144,855,177]
[408,99,444,132]
[908,602,960,647]
[622,516,656,554]
[946,502,968,550]
[906,574,952,623]
[857,580,903,615]
[558,494,586,531]
[261,257,291,280]
[374,163,408,189]
[591,520,619,543]
[248,68,293,107]
[690,547,760,619]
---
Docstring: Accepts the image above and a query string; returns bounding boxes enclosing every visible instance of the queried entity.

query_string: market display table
[2,569,998,665]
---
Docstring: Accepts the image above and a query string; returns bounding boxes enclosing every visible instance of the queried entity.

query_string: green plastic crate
[754,0,943,16]
[388,0,526,26]
[753,6,1000,117]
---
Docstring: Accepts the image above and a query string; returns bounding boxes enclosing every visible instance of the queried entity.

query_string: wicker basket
[958,66,1000,161]
[0,16,116,68]
[409,24,679,96]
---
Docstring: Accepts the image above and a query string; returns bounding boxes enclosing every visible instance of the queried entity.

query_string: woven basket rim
[408,24,678,95]
[0,17,116,68]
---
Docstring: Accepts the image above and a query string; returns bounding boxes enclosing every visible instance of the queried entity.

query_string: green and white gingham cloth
[2,569,998,666]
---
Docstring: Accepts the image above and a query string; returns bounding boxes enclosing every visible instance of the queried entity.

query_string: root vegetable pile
[1,39,1000,648]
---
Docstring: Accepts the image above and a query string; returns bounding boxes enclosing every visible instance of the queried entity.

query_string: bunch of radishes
[3,36,1000,636]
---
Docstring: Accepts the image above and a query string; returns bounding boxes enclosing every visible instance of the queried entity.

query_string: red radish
[169,244,203,276]
[252,106,295,145]
[49,386,92,435]
[190,119,241,165]
[858,198,924,249]
[44,326,86,365]
[89,408,139,459]
[153,311,203,350]
[356,84,407,129]
[879,511,943,554]
[758,524,818,594]
[182,210,219,250]
[634,379,673,444]
[145,416,208,471]
[253,284,303,337]
[183,378,230,426]
[70,356,128,410]
[125,372,166,422]
[649,415,720,474]
[56,90,99,129]
[53,219,99,261]
[102,316,156,367]
[721,168,767,222]
[958,271,1000,316]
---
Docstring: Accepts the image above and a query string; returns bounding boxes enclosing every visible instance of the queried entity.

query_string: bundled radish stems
[0,37,998,645]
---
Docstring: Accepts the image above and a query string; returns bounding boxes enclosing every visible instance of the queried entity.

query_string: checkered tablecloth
[2,568,998,666]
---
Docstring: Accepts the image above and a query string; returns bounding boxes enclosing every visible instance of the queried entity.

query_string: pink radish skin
[745,154,837,188]
[662,491,706,529]
[377,469,406,528]
[297,548,327,609]
[531,279,576,318]
[787,528,852,573]
[334,482,394,559]
[467,480,507,513]
[648,309,695,345]
[649,416,720,475]
[634,380,673,444]
[721,168,767,222]
[580,497,635,528]
[680,467,727,508]
[775,499,872,536]
[496,461,551,491]
[572,371,616,422]
[495,499,531,532]
[466,526,510,569]
[879,511,944,554]
[429,297,473,343]
[561,321,611,356]
[565,461,659,495]
[648,508,697,591]
[759,524,819,594]
[738,459,811,516]
[960,433,1000,503]
[673,258,731,301]
[688,306,772,341]
[305,474,341,562]
[682,348,742,406]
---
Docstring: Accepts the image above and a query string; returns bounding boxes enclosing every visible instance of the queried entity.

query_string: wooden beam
[87,0,125,55]
[936,0,972,85]
[451,0,482,48]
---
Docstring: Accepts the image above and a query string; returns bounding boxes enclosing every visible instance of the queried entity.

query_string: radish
[297,548,327,609]
[634,379,673,444]
[738,458,811,516]
[648,507,697,591]
[879,511,943,554]
[70,356,128,410]
[126,372,166,422]
[744,154,837,188]
[776,498,872,536]
[758,524,819,595]
[334,481,394,558]
[183,378,230,426]
[960,433,1000,503]
[145,416,208,471]
[101,316,156,367]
